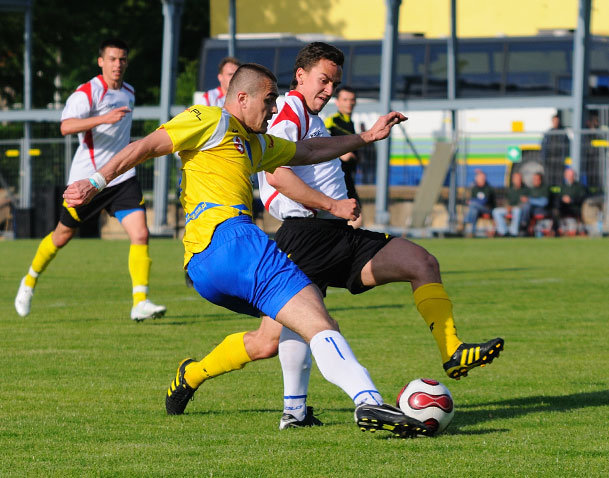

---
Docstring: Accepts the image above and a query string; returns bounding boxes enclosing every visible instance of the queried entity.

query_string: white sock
[309,330,383,406]
[279,326,312,421]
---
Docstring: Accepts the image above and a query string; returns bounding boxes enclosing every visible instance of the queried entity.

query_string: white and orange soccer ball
[396,378,455,435]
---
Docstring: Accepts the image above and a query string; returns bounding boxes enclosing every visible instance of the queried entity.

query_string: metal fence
[1,127,607,238]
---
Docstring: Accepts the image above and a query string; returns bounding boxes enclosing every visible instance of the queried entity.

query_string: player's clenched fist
[63,179,97,207]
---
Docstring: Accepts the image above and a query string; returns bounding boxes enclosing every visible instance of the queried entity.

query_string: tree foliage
[0,0,209,109]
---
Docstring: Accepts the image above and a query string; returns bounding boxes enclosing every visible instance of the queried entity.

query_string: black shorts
[274,217,394,295]
[60,176,145,228]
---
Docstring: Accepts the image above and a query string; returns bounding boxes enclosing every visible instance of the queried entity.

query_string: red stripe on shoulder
[122,83,134,95]
[286,90,309,138]
[76,82,93,108]
[271,103,302,139]
[96,75,109,102]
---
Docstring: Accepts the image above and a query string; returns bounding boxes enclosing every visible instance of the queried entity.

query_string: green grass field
[1,237,608,477]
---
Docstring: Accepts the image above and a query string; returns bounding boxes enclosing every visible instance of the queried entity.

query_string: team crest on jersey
[233,136,245,154]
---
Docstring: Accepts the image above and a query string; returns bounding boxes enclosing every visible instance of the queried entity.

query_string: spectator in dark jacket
[464,169,496,237]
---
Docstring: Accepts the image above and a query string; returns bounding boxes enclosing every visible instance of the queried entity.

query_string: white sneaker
[130,299,166,322]
[15,277,34,317]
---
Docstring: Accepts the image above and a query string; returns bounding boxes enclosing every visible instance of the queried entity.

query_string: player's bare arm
[60,106,132,136]
[265,168,360,221]
[63,128,173,207]
[289,111,406,166]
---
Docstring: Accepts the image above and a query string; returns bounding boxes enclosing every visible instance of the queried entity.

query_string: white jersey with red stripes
[61,75,136,187]
[200,86,225,107]
[258,90,347,220]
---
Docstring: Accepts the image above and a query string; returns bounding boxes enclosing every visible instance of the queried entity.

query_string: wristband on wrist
[89,172,107,191]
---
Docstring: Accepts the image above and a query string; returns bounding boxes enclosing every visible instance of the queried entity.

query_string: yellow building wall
[211,0,609,39]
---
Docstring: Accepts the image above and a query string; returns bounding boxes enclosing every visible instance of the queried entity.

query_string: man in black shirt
[325,86,362,228]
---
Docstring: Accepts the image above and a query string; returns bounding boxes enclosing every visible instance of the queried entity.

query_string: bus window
[236,47,276,72]
[349,44,382,97]
[199,48,228,90]
[426,44,448,98]
[590,39,609,96]
[277,47,303,91]
[395,45,425,98]
[506,41,571,95]
[458,42,503,96]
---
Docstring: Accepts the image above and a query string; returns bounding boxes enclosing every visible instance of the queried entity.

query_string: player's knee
[248,337,279,360]
[129,228,149,244]
[408,248,440,282]
[245,329,279,360]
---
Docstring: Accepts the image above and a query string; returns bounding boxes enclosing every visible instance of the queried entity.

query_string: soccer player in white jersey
[199,57,241,107]
[14,39,166,322]
[177,43,504,431]
[63,62,430,438]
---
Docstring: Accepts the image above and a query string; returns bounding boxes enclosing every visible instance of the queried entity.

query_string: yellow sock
[184,332,252,389]
[413,283,463,362]
[129,244,151,306]
[25,233,59,288]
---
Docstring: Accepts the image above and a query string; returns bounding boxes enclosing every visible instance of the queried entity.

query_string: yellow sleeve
[158,106,220,153]
[324,114,336,130]
[257,134,297,173]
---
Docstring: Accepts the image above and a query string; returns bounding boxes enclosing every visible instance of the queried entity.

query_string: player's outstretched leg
[165,332,253,415]
[128,244,166,321]
[354,403,432,438]
[443,337,504,379]
[279,406,323,430]
[15,277,35,317]
[413,283,504,379]
[278,325,321,429]
[15,232,60,317]
[166,358,197,415]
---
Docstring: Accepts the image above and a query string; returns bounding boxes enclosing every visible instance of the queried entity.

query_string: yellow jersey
[160,105,297,266]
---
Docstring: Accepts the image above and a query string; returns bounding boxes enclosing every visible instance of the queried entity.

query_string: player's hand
[63,179,98,207]
[340,152,358,163]
[329,198,360,221]
[104,106,131,124]
[363,111,407,143]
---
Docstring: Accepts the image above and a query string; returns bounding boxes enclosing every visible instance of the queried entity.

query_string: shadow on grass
[328,304,403,313]
[443,267,533,275]
[447,390,609,435]
[187,390,608,437]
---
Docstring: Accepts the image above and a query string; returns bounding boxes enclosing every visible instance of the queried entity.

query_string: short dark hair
[335,85,355,97]
[226,63,277,99]
[218,56,241,74]
[290,42,344,90]
[99,38,129,57]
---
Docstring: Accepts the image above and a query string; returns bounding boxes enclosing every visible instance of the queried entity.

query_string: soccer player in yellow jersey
[63,63,431,438]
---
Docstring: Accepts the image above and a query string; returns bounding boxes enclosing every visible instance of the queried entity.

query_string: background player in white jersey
[177,42,504,430]
[14,39,165,322]
[199,57,241,107]
[63,63,431,438]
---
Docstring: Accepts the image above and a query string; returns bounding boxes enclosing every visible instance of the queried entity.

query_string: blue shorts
[187,215,311,318]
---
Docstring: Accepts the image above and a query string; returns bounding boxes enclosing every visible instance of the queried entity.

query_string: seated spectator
[464,169,496,237]
[553,168,588,235]
[520,172,550,234]
[492,171,528,237]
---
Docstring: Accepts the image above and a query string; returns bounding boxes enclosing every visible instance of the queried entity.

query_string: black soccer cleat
[279,406,324,430]
[166,358,197,415]
[443,337,504,379]
[354,403,432,438]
